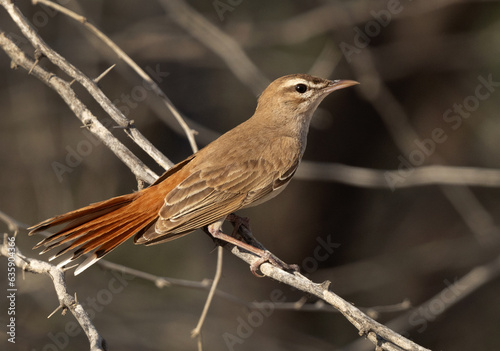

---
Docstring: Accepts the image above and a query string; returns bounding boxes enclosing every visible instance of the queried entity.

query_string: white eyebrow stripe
[281,78,328,90]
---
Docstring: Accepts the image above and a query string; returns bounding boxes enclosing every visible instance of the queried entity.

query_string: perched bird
[29,74,358,275]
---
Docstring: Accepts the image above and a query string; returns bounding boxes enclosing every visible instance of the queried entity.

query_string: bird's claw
[249,250,300,277]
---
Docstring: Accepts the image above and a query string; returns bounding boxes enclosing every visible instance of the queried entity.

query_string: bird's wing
[135,157,291,245]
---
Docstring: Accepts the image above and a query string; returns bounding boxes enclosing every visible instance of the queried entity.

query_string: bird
[29,74,359,276]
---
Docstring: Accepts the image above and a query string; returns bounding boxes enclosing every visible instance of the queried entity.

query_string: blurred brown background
[1,0,500,350]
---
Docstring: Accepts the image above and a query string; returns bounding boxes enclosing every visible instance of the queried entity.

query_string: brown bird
[29,74,358,275]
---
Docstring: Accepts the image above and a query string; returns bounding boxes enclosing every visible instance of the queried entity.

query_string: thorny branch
[2,0,498,350]
[0,22,430,348]
[0,209,429,351]
[1,0,172,176]
[0,31,158,184]
[1,232,107,351]
[32,0,199,154]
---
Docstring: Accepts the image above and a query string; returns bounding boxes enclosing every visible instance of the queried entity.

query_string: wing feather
[137,158,283,244]
[135,133,302,245]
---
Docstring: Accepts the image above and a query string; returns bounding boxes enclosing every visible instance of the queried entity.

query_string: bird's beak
[324,79,360,93]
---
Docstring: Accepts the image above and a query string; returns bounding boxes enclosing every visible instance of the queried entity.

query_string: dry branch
[334,5,500,242]
[0,31,157,184]
[32,0,199,154]
[1,0,172,175]
[0,1,437,350]
[1,235,106,351]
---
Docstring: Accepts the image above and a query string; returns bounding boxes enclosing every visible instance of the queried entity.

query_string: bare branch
[1,237,107,351]
[0,31,158,184]
[32,0,199,153]
[3,207,426,351]
[191,246,224,341]
[297,161,500,189]
[343,254,500,351]
[336,5,500,242]
[0,0,173,172]
[231,247,430,351]
[159,0,270,95]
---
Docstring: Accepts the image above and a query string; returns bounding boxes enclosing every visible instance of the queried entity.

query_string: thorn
[320,280,331,290]
[80,120,93,129]
[47,304,63,319]
[113,120,135,130]
[28,59,39,75]
[28,49,45,75]
[69,78,76,86]
[94,64,116,84]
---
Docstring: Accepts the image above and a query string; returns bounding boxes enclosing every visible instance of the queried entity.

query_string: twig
[2,207,426,351]
[338,7,500,242]
[0,0,173,173]
[96,253,411,314]
[191,246,224,344]
[0,31,158,184]
[32,0,199,153]
[159,0,270,96]
[296,161,500,189]
[0,237,106,351]
[0,210,406,316]
[342,254,500,351]
[231,247,430,351]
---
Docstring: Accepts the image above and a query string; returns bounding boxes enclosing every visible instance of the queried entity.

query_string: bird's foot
[208,218,300,277]
[250,250,300,277]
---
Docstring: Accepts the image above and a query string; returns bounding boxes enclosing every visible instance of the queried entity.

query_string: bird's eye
[295,84,307,94]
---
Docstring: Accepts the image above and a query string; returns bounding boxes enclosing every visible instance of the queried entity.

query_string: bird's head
[255,74,359,129]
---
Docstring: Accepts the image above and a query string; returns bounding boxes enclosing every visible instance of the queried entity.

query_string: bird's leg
[208,218,299,277]
[227,214,299,273]
[226,213,261,248]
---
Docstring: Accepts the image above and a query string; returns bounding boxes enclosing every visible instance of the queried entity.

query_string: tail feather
[46,219,130,260]
[46,211,135,256]
[73,217,158,276]
[31,195,135,235]
[29,189,162,275]
[31,194,137,249]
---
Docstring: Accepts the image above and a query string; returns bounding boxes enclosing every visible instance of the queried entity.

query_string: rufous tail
[29,187,162,275]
